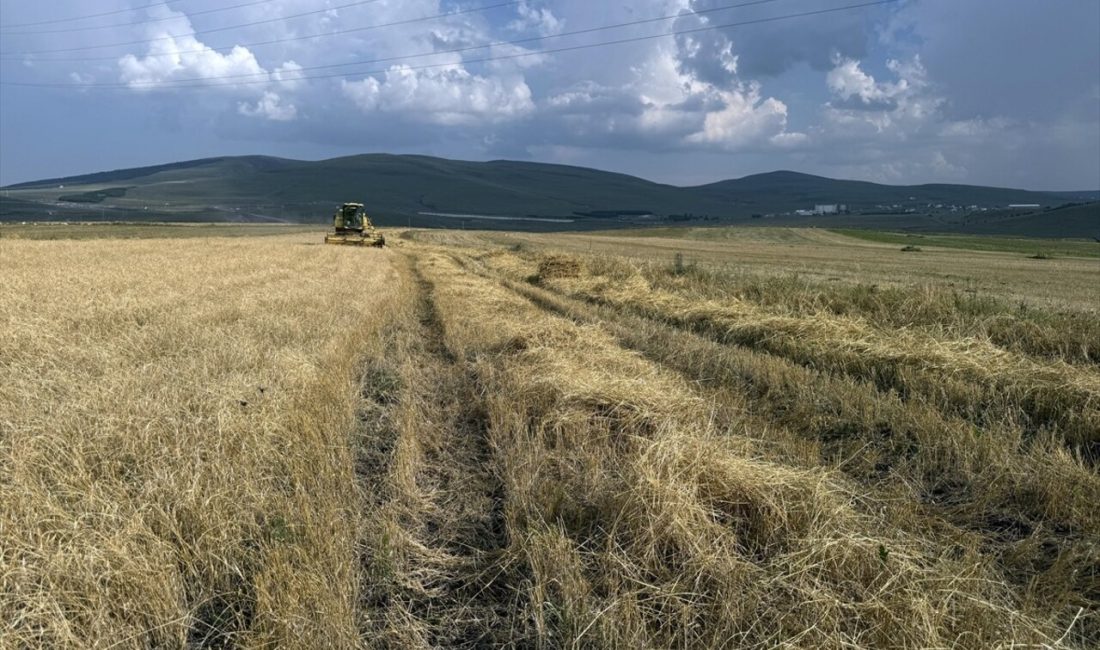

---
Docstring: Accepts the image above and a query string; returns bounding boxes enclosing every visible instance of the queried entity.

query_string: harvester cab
[325,202,385,247]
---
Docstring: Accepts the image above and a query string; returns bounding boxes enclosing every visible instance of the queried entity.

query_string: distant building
[813,204,848,215]
[1008,204,1041,210]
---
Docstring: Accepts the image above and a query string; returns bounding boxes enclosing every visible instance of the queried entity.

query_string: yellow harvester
[324,202,385,247]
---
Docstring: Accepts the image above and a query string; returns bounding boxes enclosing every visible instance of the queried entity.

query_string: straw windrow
[413,250,1061,648]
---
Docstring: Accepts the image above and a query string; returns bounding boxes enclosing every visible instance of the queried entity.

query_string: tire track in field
[356,253,519,648]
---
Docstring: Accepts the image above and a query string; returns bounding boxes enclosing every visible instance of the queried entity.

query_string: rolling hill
[2,154,1096,237]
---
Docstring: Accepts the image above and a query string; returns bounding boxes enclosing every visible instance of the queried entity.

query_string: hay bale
[536,255,583,281]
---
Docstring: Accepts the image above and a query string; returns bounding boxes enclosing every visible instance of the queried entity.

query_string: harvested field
[1,236,403,647]
[2,226,1097,648]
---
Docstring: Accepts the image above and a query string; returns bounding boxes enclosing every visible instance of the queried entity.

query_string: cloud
[822,57,940,135]
[341,65,534,125]
[272,61,306,90]
[882,0,1100,123]
[535,43,800,153]
[114,5,307,124]
[681,0,873,78]
[238,91,297,121]
[640,47,796,149]
[687,87,797,148]
[4,0,1093,189]
[826,57,905,111]
[117,7,269,90]
[673,8,739,87]
[509,1,564,35]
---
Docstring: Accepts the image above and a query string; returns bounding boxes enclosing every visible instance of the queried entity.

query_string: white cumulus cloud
[542,44,801,152]
[272,61,306,90]
[827,57,911,110]
[342,65,534,126]
[509,1,564,35]
[238,91,297,121]
[823,57,941,134]
[116,6,274,90]
[686,85,793,148]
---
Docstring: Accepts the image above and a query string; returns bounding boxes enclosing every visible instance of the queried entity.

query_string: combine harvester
[324,202,386,247]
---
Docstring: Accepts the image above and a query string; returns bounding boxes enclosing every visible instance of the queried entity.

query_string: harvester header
[325,202,385,247]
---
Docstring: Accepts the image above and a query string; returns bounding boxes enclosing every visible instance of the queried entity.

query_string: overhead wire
[1,0,279,36]
[0,0,190,30]
[1,0,388,56]
[0,0,898,90]
[1,0,793,75]
[1,0,527,62]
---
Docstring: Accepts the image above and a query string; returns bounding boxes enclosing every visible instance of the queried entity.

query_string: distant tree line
[57,187,130,203]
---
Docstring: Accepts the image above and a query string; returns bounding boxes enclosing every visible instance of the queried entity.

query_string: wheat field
[2,227,1097,648]
[1,236,404,647]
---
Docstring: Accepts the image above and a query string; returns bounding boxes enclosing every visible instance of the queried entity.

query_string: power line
[2,0,527,63]
[4,0,792,80]
[146,0,818,85]
[0,0,387,56]
[0,0,278,36]
[0,0,190,30]
[0,1,898,90]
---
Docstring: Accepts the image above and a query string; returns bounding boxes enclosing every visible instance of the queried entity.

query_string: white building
[813,204,848,215]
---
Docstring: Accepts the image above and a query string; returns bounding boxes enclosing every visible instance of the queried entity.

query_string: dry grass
[447,227,1100,312]
[534,255,583,281]
[455,244,1099,646]
[415,250,1069,648]
[477,251,1099,455]
[639,263,1100,366]
[355,255,518,647]
[3,227,1096,648]
[471,256,1099,634]
[1,235,402,648]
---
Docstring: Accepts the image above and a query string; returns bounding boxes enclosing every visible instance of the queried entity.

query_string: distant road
[418,211,574,224]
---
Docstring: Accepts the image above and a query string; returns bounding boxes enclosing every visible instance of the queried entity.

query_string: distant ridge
[2,154,1097,238]
[4,156,298,190]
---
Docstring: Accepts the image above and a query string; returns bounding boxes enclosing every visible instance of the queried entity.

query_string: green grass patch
[833,229,1100,258]
[57,186,131,203]
[592,226,819,243]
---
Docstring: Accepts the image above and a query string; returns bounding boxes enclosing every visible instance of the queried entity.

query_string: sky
[0,0,1097,189]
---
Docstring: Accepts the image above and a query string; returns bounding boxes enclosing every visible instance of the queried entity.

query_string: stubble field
[2,226,1097,648]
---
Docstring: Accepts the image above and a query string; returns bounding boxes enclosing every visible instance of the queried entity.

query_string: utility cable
[1,0,279,36]
[0,0,898,89]
[4,0,791,75]
[2,0,527,62]
[0,0,189,30]
[1,0,387,55]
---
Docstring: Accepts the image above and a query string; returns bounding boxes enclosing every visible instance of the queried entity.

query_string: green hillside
[696,170,1072,212]
[2,154,1096,237]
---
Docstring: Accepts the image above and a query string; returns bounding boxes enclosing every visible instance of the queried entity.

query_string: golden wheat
[414,249,1060,648]
[4,228,1096,648]
[474,249,1100,451]
[450,243,1099,645]
[1,235,402,648]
